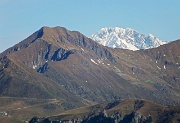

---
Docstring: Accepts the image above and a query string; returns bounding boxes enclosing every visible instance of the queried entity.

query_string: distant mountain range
[0,26,179,122]
[1,26,179,105]
[91,27,167,50]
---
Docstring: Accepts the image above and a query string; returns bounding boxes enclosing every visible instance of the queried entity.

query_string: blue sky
[0,0,180,52]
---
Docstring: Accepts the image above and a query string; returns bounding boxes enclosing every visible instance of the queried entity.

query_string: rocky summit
[0,26,179,122]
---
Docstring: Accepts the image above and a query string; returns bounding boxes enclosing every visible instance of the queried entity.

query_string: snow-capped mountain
[91,27,167,51]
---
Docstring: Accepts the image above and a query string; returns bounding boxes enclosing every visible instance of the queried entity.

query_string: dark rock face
[133,100,145,111]
[156,109,180,123]
[37,63,49,73]
[50,49,73,61]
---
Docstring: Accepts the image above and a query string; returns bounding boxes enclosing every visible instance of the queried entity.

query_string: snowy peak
[91,27,166,50]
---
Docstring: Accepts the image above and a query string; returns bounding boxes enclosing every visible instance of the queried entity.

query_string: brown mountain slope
[0,41,92,111]
[0,26,179,107]
[142,40,180,85]
[108,40,180,105]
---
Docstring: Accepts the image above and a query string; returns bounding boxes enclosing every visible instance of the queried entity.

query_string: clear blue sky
[0,0,180,53]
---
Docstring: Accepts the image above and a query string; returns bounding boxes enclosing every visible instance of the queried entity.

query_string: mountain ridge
[0,26,179,105]
[0,26,179,122]
[29,99,180,123]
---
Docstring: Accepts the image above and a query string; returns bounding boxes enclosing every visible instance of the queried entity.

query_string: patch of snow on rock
[81,48,84,51]
[91,59,98,65]
[157,66,161,70]
[33,65,37,69]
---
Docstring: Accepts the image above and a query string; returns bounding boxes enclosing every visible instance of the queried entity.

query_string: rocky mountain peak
[91,27,167,50]
[0,26,117,71]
